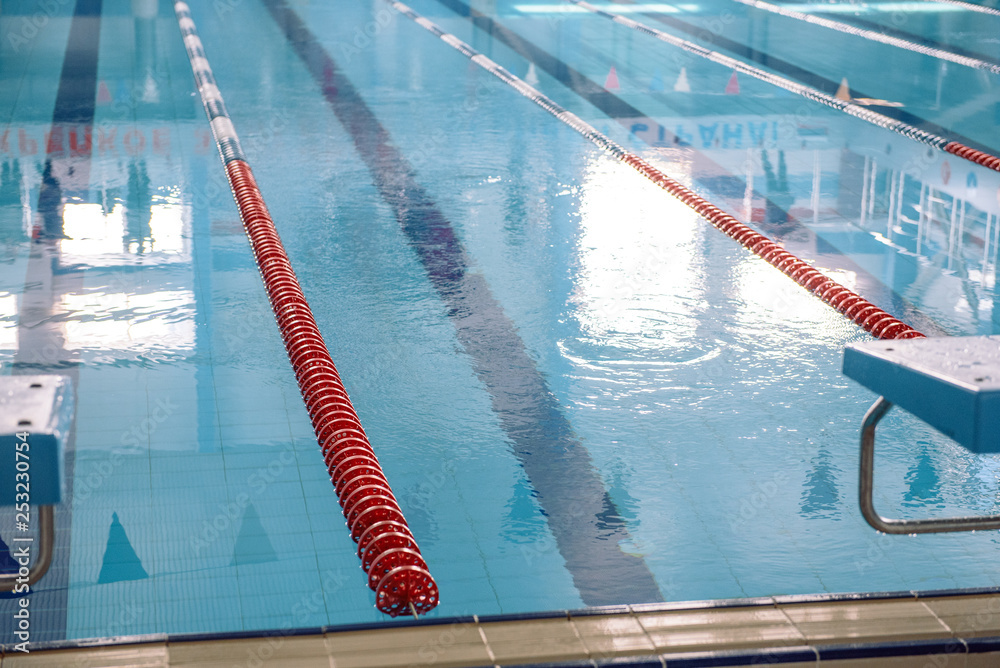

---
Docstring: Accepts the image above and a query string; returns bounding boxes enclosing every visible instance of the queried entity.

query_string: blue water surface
[1,0,999,642]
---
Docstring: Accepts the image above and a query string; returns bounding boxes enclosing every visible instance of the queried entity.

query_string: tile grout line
[917,598,958,639]
[563,613,589,665]
[627,607,662,658]
[771,600,812,651]
[322,632,335,668]
[474,615,499,667]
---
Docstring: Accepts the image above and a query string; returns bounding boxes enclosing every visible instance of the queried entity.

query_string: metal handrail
[860,397,1000,534]
[0,506,55,591]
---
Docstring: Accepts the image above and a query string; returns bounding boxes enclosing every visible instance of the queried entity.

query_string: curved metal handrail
[0,506,55,591]
[860,397,1000,534]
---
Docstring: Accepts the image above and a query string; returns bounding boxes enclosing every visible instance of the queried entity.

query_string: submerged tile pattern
[4,591,1000,667]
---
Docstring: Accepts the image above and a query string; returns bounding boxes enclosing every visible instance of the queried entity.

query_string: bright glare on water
[0,0,999,642]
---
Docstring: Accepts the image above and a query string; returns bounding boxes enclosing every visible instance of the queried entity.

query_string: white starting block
[0,375,74,590]
[843,336,1000,533]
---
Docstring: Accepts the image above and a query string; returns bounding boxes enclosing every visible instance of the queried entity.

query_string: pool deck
[5,588,1000,666]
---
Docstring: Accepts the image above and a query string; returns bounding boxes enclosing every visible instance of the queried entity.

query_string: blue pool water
[1,0,1000,642]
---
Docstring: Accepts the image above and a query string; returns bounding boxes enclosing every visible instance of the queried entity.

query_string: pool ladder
[845,336,1000,533]
[0,375,72,591]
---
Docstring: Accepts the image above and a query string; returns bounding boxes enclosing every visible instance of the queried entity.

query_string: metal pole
[0,506,55,591]
[859,398,1000,534]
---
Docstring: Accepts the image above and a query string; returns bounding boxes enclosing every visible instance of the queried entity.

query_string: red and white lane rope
[173,2,439,618]
[390,0,925,340]
[733,0,1000,74]
[563,0,1000,173]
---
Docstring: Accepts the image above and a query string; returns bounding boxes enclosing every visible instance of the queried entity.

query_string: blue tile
[661,647,816,666]
[817,639,965,660]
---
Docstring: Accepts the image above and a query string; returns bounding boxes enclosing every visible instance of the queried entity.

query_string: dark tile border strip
[965,636,1000,654]
[660,646,818,667]
[7,585,1000,656]
[815,638,967,660]
[914,586,1000,599]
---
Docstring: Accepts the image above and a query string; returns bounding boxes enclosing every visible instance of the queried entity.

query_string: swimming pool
[1,0,999,644]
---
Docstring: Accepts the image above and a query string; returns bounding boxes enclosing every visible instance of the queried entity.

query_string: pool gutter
[6,587,1000,666]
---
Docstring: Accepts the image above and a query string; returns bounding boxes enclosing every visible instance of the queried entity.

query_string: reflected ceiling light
[782,1,962,12]
[733,260,853,340]
[60,290,195,353]
[0,294,17,352]
[573,152,701,346]
[61,202,125,257]
[148,203,185,254]
[513,3,681,12]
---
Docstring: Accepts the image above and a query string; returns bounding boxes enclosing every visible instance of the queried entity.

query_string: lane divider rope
[733,0,1000,74]
[924,0,1000,16]
[564,0,1000,173]
[390,0,925,340]
[172,2,439,618]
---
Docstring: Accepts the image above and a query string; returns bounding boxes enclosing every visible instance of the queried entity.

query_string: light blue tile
[220,421,292,442]
[154,572,241,603]
[151,452,226,472]
[217,408,292,427]
[219,437,294,453]
[157,596,244,633]
[151,468,227,490]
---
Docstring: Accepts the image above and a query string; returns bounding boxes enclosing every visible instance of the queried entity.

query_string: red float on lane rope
[615,154,925,340]
[945,142,1000,172]
[224,159,440,616]
[174,3,439,614]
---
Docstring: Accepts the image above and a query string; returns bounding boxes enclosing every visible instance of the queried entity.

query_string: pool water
[1,0,999,642]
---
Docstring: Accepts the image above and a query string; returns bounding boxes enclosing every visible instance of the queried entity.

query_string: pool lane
[284,0,1000,598]
[413,0,954,336]
[2,0,103,643]
[616,1,999,150]
[2,0,999,643]
[744,0,1000,71]
[607,0,999,154]
[261,0,664,607]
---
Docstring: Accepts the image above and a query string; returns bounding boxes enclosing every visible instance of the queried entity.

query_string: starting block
[843,336,1000,533]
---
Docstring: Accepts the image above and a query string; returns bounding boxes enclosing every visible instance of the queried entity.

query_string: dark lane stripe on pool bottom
[260,0,664,606]
[7,0,103,643]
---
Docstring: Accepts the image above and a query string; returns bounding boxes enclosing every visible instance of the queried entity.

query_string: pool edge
[5,586,1000,666]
